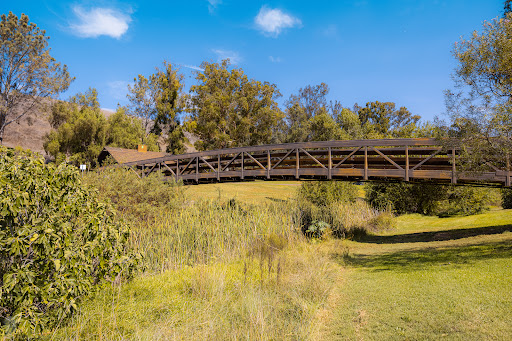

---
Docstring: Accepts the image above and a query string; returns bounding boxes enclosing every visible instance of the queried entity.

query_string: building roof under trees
[98,146,169,165]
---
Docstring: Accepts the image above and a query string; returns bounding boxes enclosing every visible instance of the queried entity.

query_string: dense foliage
[189,59,284,150]
[44,88,159,166]
[297,181,357,206]
[0,147,139,337]
[365,182,497,216]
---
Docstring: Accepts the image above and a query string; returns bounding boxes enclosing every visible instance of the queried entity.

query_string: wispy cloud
[212,49,242,64]
[70,6,132,39]
[107,80,128,101]
[254,6,301,37]
[269,56,282,63]
[322,24,338,37]
[206,0,222,14]
[182,64,205,72]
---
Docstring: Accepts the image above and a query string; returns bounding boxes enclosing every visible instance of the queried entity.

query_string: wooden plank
[267,150,271,179]
[451,149,456,184]
[162,162,176,176]
[296,148,300,179]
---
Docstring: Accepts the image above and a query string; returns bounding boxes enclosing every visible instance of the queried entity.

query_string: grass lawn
[324,209,512,340]
[184,180,301,204]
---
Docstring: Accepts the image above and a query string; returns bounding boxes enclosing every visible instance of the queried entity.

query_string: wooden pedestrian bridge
[98,138,511,187]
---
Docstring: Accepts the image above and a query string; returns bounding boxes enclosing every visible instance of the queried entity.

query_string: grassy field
[322,209,512,340]
[47,180,512,340]
[184,180,301,204]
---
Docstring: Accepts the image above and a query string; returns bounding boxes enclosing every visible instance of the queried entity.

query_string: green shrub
[83,167,185,221]
[297,181,357,206]
[366,182,496,216]
[0,147,139,337]
[502,188,512,209]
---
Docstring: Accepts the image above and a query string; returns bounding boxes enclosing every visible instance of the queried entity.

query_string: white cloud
[212,49,242,64]
[108,80,128,100]
[70,6,132,39]
[254,6,301,37]
[269,56,282,63]
[182,64,205,72]
[206,0,222,14]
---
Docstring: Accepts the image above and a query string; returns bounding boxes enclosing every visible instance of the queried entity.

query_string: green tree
[127,61,186,153]
[443,12,512,172]
[189,59,283,150]
[355,101,420,138]
[0,12,73,143]
[284,83,349,142]
[45,89,159,165]
[105,107,159,151]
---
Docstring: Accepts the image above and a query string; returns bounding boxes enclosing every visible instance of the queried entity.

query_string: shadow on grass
[339,239,512,272]
[359,224,512,244]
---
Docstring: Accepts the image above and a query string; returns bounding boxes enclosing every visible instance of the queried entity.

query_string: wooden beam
[364,146,368,180]
[271,148,294,170]
[162,162,176,176]
[200,156,217,173]
[267,150,271,179]
[411,148,442,171]
[328,147,332,180]
[217,154,221,181]
[371,147,403,170]
[241,152,244,179]
[300,148,327,169]
[296,148,300,179]
[451,149,457,184]
[244,151,267,170]
[222,152,241,171]
[405,145,409,181]
[333,146,362,169]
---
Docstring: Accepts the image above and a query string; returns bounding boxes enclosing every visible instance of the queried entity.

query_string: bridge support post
[451,149,457,184]
[328,147,332,180]
[364,146,368,180]
[295,149,300,179]
[176,159,179,182]
[217,154,221,181]
[405,145,409,181]
[241,152,244,180]
[196,157,199,183]
[506,154,510,187]
[267,150,271,179]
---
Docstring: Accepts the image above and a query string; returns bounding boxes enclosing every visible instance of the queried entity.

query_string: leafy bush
[83,167,185,221]
[0,147,139,337]
[502,188,512,209]
[295,181,393,239]
[297,181,357,206]
[366,182,496,216]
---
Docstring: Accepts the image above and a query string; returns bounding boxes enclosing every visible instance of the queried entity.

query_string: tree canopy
[0,12,72,143]
[189,59,283,150]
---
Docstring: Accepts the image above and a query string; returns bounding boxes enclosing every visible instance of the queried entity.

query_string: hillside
[1,103,197,156]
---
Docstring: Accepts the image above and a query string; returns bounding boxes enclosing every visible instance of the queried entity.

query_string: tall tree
[355,101,420,138]
[444,12,512,171]
[127,61,185,153]
[0,12,72,143]
[189,59,283,150]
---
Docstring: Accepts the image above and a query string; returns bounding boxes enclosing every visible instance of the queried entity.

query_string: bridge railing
[120,138,510,186]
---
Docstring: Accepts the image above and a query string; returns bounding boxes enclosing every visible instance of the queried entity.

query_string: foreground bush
[297,181,357,206]
[0,148,139,337]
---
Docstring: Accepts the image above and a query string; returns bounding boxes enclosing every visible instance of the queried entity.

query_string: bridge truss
[120,138,511,187]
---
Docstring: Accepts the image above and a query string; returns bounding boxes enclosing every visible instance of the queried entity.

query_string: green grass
[184,180,301,204]
[323,209,512,340]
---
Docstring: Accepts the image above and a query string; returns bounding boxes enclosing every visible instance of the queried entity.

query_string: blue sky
[1,0,505,121]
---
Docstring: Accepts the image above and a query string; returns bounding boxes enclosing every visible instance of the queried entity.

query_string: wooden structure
[102,138,511,187]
